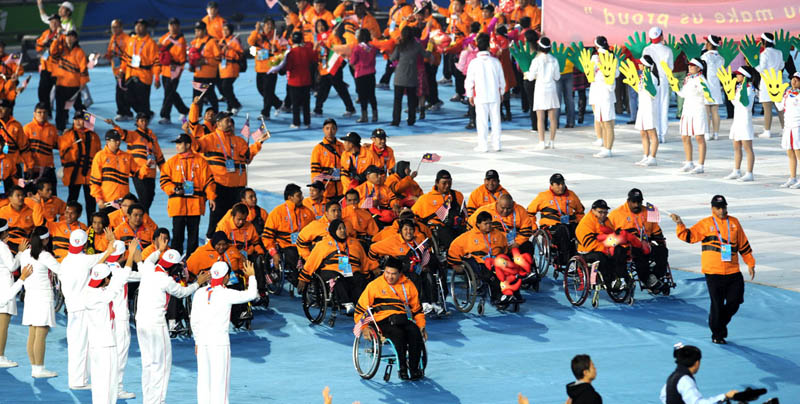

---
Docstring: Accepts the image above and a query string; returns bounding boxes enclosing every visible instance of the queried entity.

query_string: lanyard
[133,36,146,57]
[483,233,493,258]
[230,230,248,251]
[215,132,233,161]
[387,282,410,308]
[285,204,297,233]
[631,212,645,240]
[551,191,569,216]
[405,241,420,261]
[311,202,322,218]
[499,210,516,234]
[177,155,195,182]
[335,241,349,257]
[712,217,731,246]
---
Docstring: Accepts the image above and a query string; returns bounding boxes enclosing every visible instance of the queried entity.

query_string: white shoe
[118,390,136,399]
[70,384,91,390]
[546,140,554,149]
[635,155,648,165]
[179,114,187,123]
[737,172,754,182]
[758,130,771,139]
[704,133,710,141]
[422,303,433,314]
[642,157,657,166]
[32,368,58,378]
[432,303,445,315]
[592,138,603,146]
[791,181,800,189]
[0,356,18,368]
[712,132,719,140]
[473,145,489,153]
[344,302,355,314]
[724,170,742,180]
[491,145,501,152]
[535,142,546,150]
[305,124,311,129]
[230,108,239,116]
[679,161,695,172]
[289,124,299,129]
[273,109,281,118]
[779,178,798,188]
[593,148,611,158]
[157,118,170,125]
[690,165,704,174]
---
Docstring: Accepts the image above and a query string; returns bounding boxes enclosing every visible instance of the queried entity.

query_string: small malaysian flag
[421,153,441,163]
[435,199,450,221]
[192,81,210,91]
[353,311,373,336]
[240,114,251,138]
[646,202,661,223]
[417,238,431,267]
[83,111,96,131]
[360,197,374,209]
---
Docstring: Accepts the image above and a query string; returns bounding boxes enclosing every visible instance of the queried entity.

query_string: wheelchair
[563,253,636,308]
[227,270,255,330]
[50,272,65,314]
[449,258,520,315]
[262,248,303,297]
[353,321,427,382]
[302,272,345,327]
[530,225,579,282]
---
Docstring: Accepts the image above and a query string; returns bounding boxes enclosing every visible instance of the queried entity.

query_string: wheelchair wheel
[449,264,477,313]
[302,273,328,324]
[353,323,382,380]
[260,255,284,296]
[606,275,634,303]
[564,256,590,306]
[50,273,65,313]
[130,288,139,321]
[531,229,552,278]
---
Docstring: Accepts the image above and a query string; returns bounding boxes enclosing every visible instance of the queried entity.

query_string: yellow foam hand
[578,48,595,83]
[598,51,618,85]
[700,80,715,103]
[717,66,736,101]
[660,61,680,93]
[760,68,789,104]
[618,59,640,92]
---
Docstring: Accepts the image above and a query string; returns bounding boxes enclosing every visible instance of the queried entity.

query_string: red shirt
[285,44,315,87]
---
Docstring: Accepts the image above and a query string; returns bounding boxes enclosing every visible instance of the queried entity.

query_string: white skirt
[782,127,800,150]
[729,122,754,141]
[533,83,560,111]
[21,289,56,327]
[592,101,616,122]
[680,107,708,136]
[635,93,658,131]
[0,275,17,315]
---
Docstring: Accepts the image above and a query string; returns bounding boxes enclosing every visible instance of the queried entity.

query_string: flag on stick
[646,202,661,223]
[240,113,251,138]
[83,111,96,131]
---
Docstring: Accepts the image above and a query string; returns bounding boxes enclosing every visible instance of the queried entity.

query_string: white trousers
[114,318,130,391]
[90,346,119,404]
[66,310,89,387]
[137,325,172,404]
[196,345,231,404]
[475,101,502,150]
[656,83,670,138]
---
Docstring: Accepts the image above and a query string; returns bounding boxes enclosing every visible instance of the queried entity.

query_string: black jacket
[566,381,603,404]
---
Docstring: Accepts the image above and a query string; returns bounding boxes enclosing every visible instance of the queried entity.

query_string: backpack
[158,44,172,67]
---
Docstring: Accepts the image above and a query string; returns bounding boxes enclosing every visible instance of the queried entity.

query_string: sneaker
[791,181,800,189]
[343,302,355,314]
[779,178,797,188]
[118,390,136,399]
[230,108,239,115]
[535,142,546,150]
[646,274,659,288]
[473,145,489,153]
[546,140,554,149]
[438,78,452,85]
[498,294,512,304]
[642,156,657,166]
[258,114,270,121]
[593,148,611,158]
[273,109,282,118]
[69,384,91,390]
[724,170,742,180]
[157,118,170,125]
[289,124,300,129]
[32,368,58,378]
[758,130,771,139]
[711,337,727,344]
[449,94,463,102]
[712,132,719,140]
[432,303,445,315]
[312,111,323,117]
[635,155,648,166]
[342,110,356,118]
[690,165,705,174]
[737,172,754,182]
[679,161,695,172]
[422,303,433,314]
[377,82,390,90]
[0,356,18,368]
[592,138,603,146]
[428,102,442,112]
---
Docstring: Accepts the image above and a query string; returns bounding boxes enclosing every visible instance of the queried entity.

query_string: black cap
[207,1,219,8]
[195,21,207,30]
[135,112,149,121]
[711,195,727,208]
[168,17,180,25]
[481,3,494,11]
[307,181,325,190]
[105,130,122,141]
[211,231,229,246]
[549,173,565,184]
[135,18,148,26]
[214,111,233,121]
[627,188,644,203]
[48,14,61,21]
[0,99,12,109]
[591,199,609,210]
[340,131,361,144]
[435,169,452,182]
[72,110,85,120]
[484,169,499,180]
[371,128,387,139]
[364,165,382,176]
[66,30,78,37]
[172,133,193,144]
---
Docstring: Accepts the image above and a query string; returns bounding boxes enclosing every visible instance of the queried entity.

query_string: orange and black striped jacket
[108,209,157,232]
[355,274,425,329]
[342,205,379,242]
[372,219,431,243]
[157,33,187,78]
[159,151,216,217]
[527,189,585,227]
[576,212,611,253]
[120,34,160,86]
[300,234,374,282]
[114,125,165,179]
[354,182,397,210]
[186,101,216,141]
[296,216,355,259]
[23,119,59,169]
[467,202,535,245]
[114,219,157,250]
[106,32,130,76]
[676,215,755,275]
[0,152,20,187]
[58,128,101,186]
[85,227,110,255]
[0,204,35,249]
[89,147,143,203]
[303,197,326,220]
[466,184,510,216]
[220,205,268,235]
[194,129,263,188]
[36,29,60,73]
[216,214,265,256]
[25,196,65,225]
[608,203,664,242]
[412,186,465,228]
[47,219,87,261]
[446,227,508,266]
[190,36,221,79]
[218,34,243,79]
[367,231,427,266]
[262,200,315,250]
[247,28,285,73]
[340,146,381,190]
[310,138,344,199]
[50,38,89,87]
[186,241,244,276]
[0,116,34,170]
[384,173,423,202]
[202,15,227,40]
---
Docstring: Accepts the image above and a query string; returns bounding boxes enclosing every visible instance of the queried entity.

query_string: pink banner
[543,0,800,45]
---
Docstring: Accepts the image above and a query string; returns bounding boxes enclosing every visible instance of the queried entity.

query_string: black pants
[160,75,189,118]
[377,316,423,371]
[424,63,440,105]
[549,223,577,267]
[523,79,538,129]
[584,249,629,290]
[453,67,466,99]
[126,78,152,118]
[67,184,95,223]
[465,257,501,300]
[705,272,744,340]
[355,74,377,111]
[172,215,200,256]
[280,246,301,289]
[38,70,56,114]
[379,60,394,85]
[220,77,241,111]
[632,241,668,282]
[314,69,355,114]
[319,269,366,304]
[132,177,155,213]
[442,54,452,80]
[256,73,282,117]
[192,76,218,112]
[392,86,418,125]
[206,184,243,238]
[288,85,311,126]
[55,86,84,131]
[115,78,132,117]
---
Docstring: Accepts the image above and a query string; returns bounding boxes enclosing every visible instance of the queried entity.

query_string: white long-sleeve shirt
[190,276,258,346]
[82,266,131,349]
[135,253,199,327]
[526,53,560,91]
[776,88,800,128]
[659,375,727,404]
[678,73,709,111]
[757,47,785,96]
[0,241,20,314]
[464,51,506,104]
[19,249,60,297]
[701,50,725,104]
[60,252,106,313]
[643,42,674,87]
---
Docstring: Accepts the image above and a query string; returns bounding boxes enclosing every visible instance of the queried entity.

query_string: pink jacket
[349,43,378,78]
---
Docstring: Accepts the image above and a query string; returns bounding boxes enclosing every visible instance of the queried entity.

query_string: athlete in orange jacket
[0,101,34,172]
[190,21,221,111]
[25,181,65,225]
[0,186,36,252]
[216,203,265,258]
[186,233,244,276]
[46,200,86,261]
[107,193,157,231]
[263,184,315,279]
[23,104,60,187]
[341,189,380,246]
[49,30,89,130]
[108,114,165,212]
[119,19,160,119]
[106,19,132,120]
[36,16,62,110]
[303,181,326,219]
[466,170,509,216]
[58,112,101,222]
[296,200,354,260]
[310,119,345,200]
[184,98,217,141]
[340,132,380,190]
[248,17,286,118]
[202,2,227,40]
[89,130,144,206]
[0,140,20,204]
[218,24,243,114]
[384,161,423,208]
[411,170,466,250]
[113,202,157,249]
[157,18,190,123]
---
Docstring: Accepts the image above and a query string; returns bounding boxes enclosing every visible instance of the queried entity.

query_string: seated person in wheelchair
[355,257,427,381]
[368,219,444,315]
[468,194,536,256]
[355,165,401,227]
[608,188,670,294]
[527,173,585,266]
[216,203,269,295]
[412,169,466,251]
[385,160,424,209]
[187,232,245,278]
[142,227,170,261]
[576,200,632,291]
[218,187,268,235]
[466,169,510,216]
[342,189,380,250]
[447,211,509,304]
[297,200,355,260]
[299,219,377,314]
[263,184,315,287]
[373,209,432,243]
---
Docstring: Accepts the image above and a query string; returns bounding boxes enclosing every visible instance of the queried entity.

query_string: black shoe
[398,366,410,380]
[711,337,727,344]
[465,122,475,129]
[626,120,635,124]
[565,123,575,128]
[462,112,471,118]
[410,368,424,380]
[356,116,368,123]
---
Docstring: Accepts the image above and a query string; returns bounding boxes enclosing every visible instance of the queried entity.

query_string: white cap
[157,249,182,269]
[689,58,703,69]
[210,261,230,279]
[69,229,88,247]
[736,66,751,78]
[111,240,126,257]
[648,26,662,39]
[60,1,74,12]
[88,263,111,287]
[793,72,800,80]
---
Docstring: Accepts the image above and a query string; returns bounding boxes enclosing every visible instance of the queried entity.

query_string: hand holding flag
[87,53,99,69]
[416,152,442,171]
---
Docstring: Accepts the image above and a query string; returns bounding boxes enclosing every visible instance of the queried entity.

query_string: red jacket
[284,44,315,87]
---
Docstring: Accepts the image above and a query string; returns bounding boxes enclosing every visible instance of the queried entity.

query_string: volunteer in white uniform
[59,228,116,389]
[136,248,210,404]
[0,219,22,368]
[775,72,800,189]
[702,35,725,141]
[191,260,258,404]
[105,240,141,399]
[642,26,674,143]
[526,36,561,150]
[724,67,757,182]
[19,226,61,378]
[82,242,136,404]
[634,55,661,167]
[756,32,785,139]
[677,58,710,174]
[464,33,506,153]
[590,36,618,158]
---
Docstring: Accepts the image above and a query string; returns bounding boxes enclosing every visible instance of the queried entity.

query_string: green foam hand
[643,70,657,98]
[567,42,585,73]
[678,34,703,61]
[666,34,681,62]
[624,31,648,60]
[774,29,793,61]
[717,38,739,67]
[738,80,750,107]
[700,80,714,103]
[551,42,569,71]
[739,35,760,67]
[510,41,534,73]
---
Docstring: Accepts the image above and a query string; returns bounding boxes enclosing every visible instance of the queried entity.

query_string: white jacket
[678,73,709,111]
[19,249,60,297]
[642,42,674,87]
[190,276,258,346]
[135,253,199,327]
[526,53,560,92]
[0,241,20,315]
[464,51,506,104]
[757,48,785,96]
[82,266,131,348]
[701,50,725,105]
[776,88,800,128]
[60,252,106,313]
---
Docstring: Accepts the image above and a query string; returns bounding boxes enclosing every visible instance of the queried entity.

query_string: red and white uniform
[776,87,800,150]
